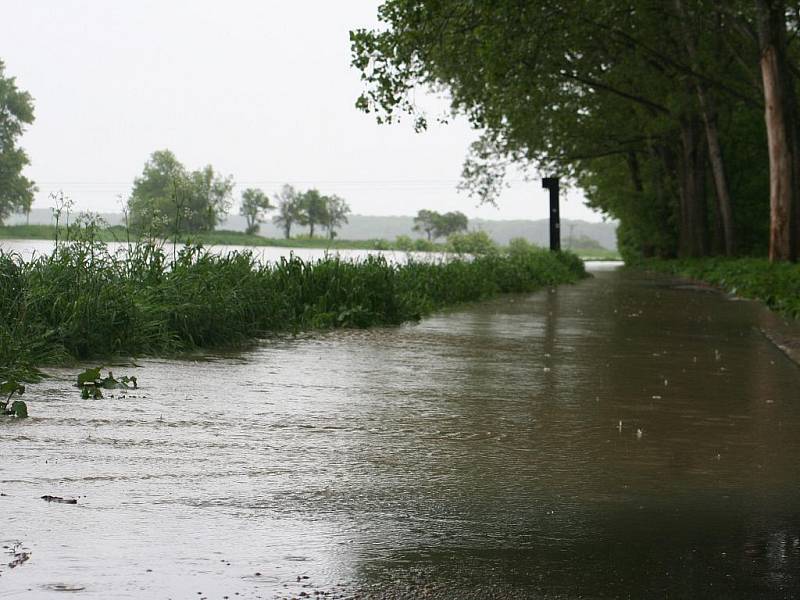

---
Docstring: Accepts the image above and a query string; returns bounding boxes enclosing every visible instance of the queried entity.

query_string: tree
[0,60,36,225]
[128,150,233,234]
[239,188,273,235]
[185,165,235,232]
[272,184,303,239]
[754,0,798,261]
[412,209,439,241]
[434,211,468,238]
[351,1,796,261]
[321,194,351,239]
[298,189,329,238]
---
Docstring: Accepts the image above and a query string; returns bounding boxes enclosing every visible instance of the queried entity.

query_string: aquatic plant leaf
[120,376,138,389]
[77,367,102,387]
[101,372,119,389]
[1,380,24,397]
[11,400,27,418]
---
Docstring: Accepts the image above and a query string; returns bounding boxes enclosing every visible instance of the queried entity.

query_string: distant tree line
[271,184,351,239]
[125,150,350,239]
[352,1,800,262]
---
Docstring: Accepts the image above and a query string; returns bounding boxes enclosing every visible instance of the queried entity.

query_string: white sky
[2,0,605,222]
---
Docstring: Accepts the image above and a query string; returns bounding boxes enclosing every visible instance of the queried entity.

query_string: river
[1,263,799,598]
[0,239,434,265]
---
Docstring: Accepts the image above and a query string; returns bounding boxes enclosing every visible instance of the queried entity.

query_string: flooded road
[2,264,799,598]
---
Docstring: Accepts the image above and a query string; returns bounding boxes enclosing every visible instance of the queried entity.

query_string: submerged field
[0,239,586,381]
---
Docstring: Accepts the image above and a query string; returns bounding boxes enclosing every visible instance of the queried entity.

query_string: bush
[447,231,497,255]
[413,238,436,252]
[394,235,414,251]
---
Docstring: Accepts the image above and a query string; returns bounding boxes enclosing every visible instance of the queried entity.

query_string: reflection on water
[1,265,799,598]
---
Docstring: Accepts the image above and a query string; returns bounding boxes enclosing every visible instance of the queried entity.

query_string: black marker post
[542,177,560,252]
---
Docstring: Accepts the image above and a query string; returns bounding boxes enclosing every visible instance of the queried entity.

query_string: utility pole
[542,177,560,252]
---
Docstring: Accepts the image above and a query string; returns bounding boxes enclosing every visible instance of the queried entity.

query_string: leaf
[77,367,102,387]
[11,401,27,418]
[1,380,24,397]
[101,371,120,389]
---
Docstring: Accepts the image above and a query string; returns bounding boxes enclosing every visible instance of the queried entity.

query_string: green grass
[641,258,800,319]
[0,238,586,382]
[573,248,621,261]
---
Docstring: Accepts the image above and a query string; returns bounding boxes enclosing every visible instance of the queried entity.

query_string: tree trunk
[626,151,645,194]
[700,102,735,255]
[674,0,735,255]
[756,0,797,262]
[679,118,709,257]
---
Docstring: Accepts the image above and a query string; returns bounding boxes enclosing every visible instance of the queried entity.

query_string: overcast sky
[2,0,606,222]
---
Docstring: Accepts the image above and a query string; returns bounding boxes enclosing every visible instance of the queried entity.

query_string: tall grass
[0,237,586,381]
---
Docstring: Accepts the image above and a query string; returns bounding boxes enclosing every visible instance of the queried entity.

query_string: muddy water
[2,265,800,599]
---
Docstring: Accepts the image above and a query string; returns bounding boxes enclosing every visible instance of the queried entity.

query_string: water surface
[1,264,799,598]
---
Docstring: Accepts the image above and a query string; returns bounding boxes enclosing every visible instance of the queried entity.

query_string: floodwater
[2,264,800,599]
[0,239,431,265]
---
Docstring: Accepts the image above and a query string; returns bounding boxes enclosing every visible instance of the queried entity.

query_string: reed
[0,238,586,381]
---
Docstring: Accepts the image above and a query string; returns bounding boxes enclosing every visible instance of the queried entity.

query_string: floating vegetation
[1,239,586,381]
[75,367,138,399]
[0,380,27,418]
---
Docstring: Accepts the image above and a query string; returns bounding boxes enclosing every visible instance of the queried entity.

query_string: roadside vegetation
[0,229,586,382]
[641,259,800,320]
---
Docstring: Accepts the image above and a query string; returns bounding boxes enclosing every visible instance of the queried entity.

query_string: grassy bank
[0,239,586,381]
[642,258,800,319]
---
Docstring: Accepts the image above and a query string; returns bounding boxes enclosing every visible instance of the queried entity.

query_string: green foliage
[239,188,273,235]
[412,209,439,241]
[0,239,586,378]
[128,150,234,235]
[413,238,436,252]
[394,235,414,251]
[413,209,469,241]
[643,258,800,319]
[1,380,27,418]
[272,186,351,240]
[75,367,138,399]
[506,238,539,256]
[447,230,497,255]
[296,189,328,238]
[0,60,36,225]
[320,194,351,240]
[272,185,303,239]
[351,2,783,261]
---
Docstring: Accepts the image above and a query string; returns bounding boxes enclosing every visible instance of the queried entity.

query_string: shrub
[447,231,497,255]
